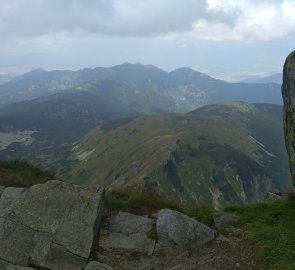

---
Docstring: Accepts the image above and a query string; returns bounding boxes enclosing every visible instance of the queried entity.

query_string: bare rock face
[0,181,104,270]
[282,50,295,192]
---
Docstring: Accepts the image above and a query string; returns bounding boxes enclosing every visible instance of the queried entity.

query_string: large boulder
[156,209,215,250]
[0,180,104,270]
[282,50,295,192]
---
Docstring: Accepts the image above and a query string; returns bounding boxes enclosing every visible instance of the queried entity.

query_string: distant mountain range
[0,63,282,113]
[0,63,283,166]
[67,102,291,208]
[241,73,282,84]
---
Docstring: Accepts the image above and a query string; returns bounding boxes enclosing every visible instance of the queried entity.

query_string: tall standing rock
[282,50,295,192]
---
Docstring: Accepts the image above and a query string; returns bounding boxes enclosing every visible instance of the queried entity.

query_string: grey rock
[212,212,239,230]
[95,253,111,265]
[150,212,158,219]
[0,217,36,265]
[85,261,113,270]
[6,266,36,270]
[0,259,9,270]
[0,187,26,209]
[0,180,104,270]
[101,232,155,254]
[282,50,295,192]
[109,212,155,234]
[154,243,177,256]
[168,264,193,270]
[0,186,5,197]
[147,239,156,256]
[265,192,283,202]
[156,208,215,250]
[100,212,156,254]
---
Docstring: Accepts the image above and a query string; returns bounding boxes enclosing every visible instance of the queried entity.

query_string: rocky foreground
[0,180,262,270]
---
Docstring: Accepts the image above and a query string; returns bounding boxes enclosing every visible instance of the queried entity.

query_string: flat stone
[101,232,156,254]
[156,208,215,250]
[109,212,155,234]
[0,180,104,270]
[100,212,156,254]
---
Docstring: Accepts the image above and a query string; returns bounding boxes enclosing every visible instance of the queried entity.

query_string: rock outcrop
[0,181,104,270]
[282,50,295,192]
[156,209,215,250]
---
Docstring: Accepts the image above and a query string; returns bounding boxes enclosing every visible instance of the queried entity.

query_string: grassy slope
[0,160,55,187]
[226,200,295,270]
[68,102,291,207]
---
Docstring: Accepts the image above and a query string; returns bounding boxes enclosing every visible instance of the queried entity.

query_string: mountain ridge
[0,63,282,111]
[67,102,291,208]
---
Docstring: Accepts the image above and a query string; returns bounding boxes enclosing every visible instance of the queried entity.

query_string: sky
[0,0,295,81]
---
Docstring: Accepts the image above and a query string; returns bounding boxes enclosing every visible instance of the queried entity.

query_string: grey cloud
[0,0,239,38]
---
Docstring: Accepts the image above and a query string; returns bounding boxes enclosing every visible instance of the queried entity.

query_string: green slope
[67,102,291,208]
[0,160,55,187]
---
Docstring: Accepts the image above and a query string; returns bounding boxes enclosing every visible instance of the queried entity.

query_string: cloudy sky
[0,0,294,80]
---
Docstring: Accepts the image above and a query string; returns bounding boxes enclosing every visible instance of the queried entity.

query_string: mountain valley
[0,64,291,208]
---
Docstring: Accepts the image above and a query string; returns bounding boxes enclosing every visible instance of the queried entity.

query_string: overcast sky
[0,0,294,80]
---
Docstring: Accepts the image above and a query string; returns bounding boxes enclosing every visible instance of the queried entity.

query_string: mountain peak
[171,67,197,74]
[169,67,219,83]
[12,68,47,82]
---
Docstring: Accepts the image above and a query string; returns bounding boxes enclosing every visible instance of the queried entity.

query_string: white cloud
[0,0,209,38]
[0,0,294,43]
[205,0,295,41]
